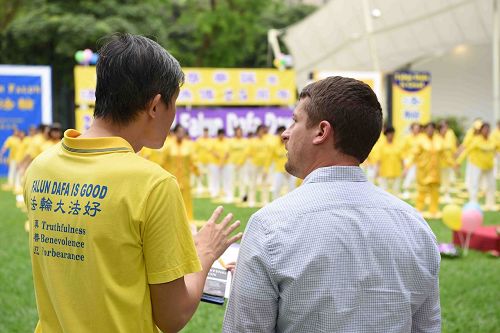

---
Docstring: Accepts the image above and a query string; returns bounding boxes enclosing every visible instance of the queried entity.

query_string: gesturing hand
[194,206,242,265]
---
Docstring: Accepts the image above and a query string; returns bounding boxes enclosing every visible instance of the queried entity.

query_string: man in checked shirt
[223,76,441,333]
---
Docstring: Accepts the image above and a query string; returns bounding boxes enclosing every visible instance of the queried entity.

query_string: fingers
[219,212,233,229]
[224,220,241,236]
[208,206,224,223]
[227,232,243,245]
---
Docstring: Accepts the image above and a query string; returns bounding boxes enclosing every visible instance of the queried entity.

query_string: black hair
[94,33,184,125]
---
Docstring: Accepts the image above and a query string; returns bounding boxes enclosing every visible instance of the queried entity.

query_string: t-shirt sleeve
[142,177,201,284]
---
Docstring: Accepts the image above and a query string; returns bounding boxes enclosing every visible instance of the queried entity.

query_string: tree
[0,0,316,127]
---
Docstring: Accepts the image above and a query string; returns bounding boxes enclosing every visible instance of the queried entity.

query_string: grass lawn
[1,179,498,333]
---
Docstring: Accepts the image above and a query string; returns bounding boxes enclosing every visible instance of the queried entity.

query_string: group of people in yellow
[139,124,297,220]
[1,124,62,196]
[363,119,500,218]
[2,119,499,221]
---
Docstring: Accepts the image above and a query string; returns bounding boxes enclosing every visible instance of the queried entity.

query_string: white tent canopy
[284,0,493,79]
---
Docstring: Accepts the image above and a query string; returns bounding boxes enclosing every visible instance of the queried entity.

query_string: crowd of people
[2,118,499,220]
[1,124,62,197]
[363,119,500,218]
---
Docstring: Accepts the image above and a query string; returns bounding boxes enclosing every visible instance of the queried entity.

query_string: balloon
[83,49,93,64]
[90,53,99,65]
[461,209,483,233]
[442,204,462,231]
[74,50,85,64]
[463,202,482,215]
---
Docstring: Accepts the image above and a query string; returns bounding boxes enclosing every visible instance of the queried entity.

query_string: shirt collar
[303,166,367,184]
[61,129,134,154]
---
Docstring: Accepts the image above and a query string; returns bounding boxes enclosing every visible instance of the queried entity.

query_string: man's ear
[312,120,332,145]
[147,94,162,119]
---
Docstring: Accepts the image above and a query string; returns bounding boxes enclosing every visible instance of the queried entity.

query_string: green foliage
[0,0,315,127]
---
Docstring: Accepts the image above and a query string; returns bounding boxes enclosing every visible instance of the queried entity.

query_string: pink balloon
[83,49,93,63]
[461,209,483,233]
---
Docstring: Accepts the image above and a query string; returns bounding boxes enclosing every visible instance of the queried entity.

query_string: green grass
[1,180,499,332]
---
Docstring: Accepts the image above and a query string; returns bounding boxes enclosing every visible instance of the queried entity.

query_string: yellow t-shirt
[248,136,272,168]
[410,134,450,186]
[15,136,32,162]
[227,137,248,165]
[27,133,47,159]
[272,140,288,173]
[211,138,230,166]
[2,135,21,162]
[24,129,201,333]
[194,137,214,164]
[457,135,496,170]
[378,140,403,178]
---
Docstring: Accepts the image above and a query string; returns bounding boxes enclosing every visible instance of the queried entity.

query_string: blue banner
[0,75,44,175]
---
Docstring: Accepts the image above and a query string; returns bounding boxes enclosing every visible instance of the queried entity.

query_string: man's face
[282,98,316,179]
[150,90,179,148]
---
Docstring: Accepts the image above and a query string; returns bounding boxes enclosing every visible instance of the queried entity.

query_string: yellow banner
[74,107,94,132]
[74,66,296,106]
[392,71,431,139]
[74,66,96,106]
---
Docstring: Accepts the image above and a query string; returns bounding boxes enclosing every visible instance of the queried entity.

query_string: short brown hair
[299,76,382,163]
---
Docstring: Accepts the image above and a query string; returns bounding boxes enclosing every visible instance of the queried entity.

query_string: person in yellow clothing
[460,119,482,190]
[246,124,273,207]
[226,126,248,203]
[208,129,230,199]
[401,123,421,199]
[363,130,385,185]
[271,126,296,200]
[13,126,36,193]
[457,122,497,210]
[162,125,197,220]
[377,127,403,195]
[22,33,241,333]
[1,128,22,189]
[493,120,500,179]
[438,120,457,203]
[408,122,453,218]
[193,128,213,195]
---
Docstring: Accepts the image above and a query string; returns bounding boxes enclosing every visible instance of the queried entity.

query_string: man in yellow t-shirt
[208,129,230,199]
[271,126,296,200]
[226,126,248,203]
[23,33,241,333]
[377,127,403,195]
[246,124,273,207]
[1,128,22,189]
[193,128,213,195]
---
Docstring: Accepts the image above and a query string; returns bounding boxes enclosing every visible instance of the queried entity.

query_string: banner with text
[75,106,293,137]
[74,66,297,107]
[0,65,52,176]
[392,71,431,139]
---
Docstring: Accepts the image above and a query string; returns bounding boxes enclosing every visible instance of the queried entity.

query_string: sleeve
[223,215,279,333]
[142,177,201,284]
[411,278,441,333]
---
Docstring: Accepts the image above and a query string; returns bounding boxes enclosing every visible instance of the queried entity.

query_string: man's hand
[194,206,242,265]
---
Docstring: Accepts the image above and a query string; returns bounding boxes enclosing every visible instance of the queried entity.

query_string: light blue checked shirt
[223,166,441,333]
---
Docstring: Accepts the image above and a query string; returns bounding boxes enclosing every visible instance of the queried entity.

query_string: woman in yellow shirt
[226,127,248,203]
[438,121,457,203]
[162,125,196,220]
[408,123,453,217]
[208,129,230,199]
[193,128,212,195]
[401,122,421,199]
[457,123,497,210]
[377,127,403,195]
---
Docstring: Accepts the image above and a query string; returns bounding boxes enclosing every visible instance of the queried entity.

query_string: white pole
[494,0,500,123]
